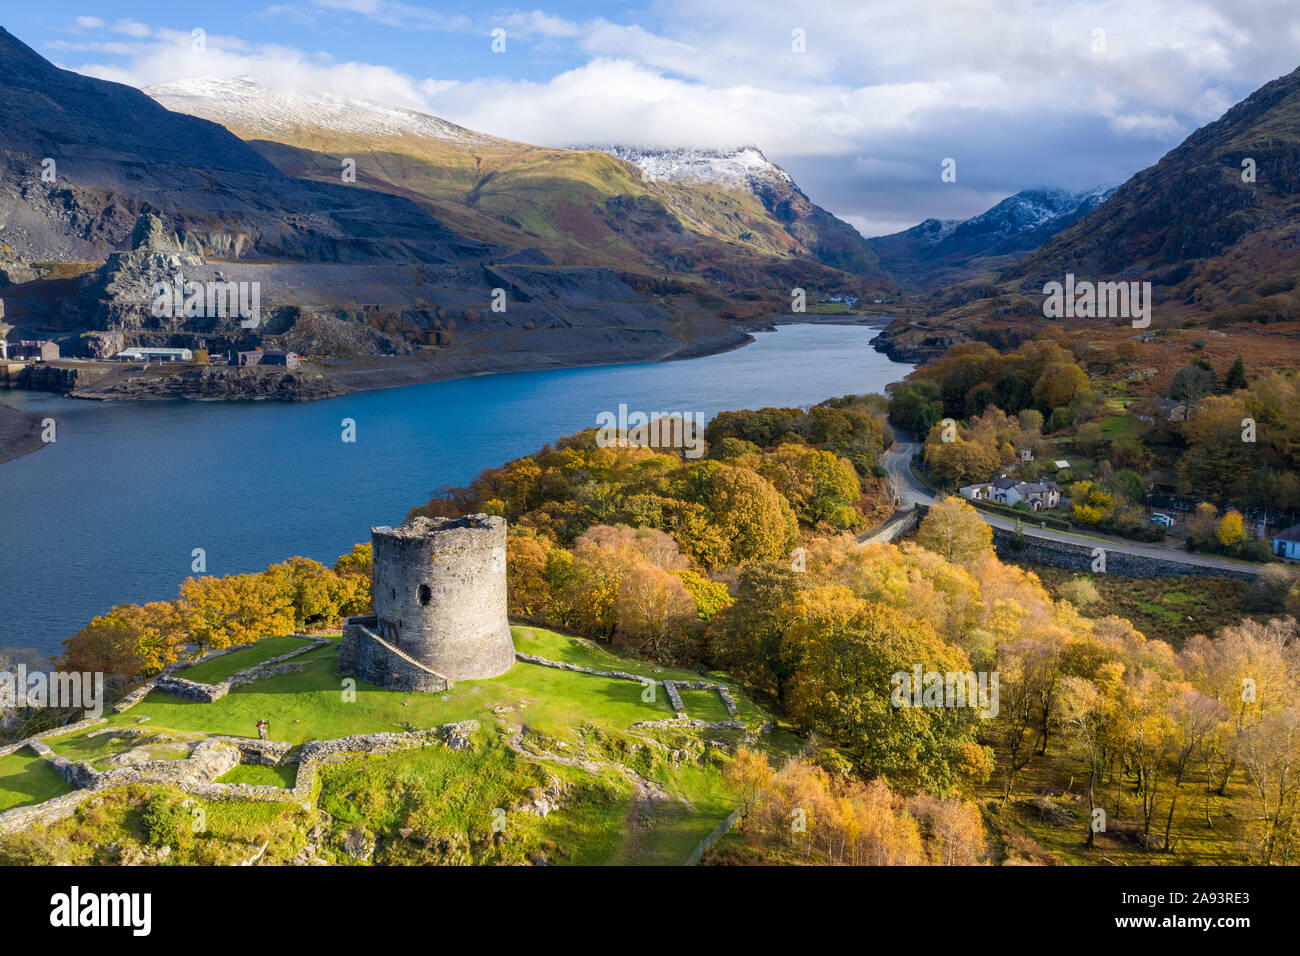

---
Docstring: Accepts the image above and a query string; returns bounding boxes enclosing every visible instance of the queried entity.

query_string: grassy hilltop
[0,628,789,866]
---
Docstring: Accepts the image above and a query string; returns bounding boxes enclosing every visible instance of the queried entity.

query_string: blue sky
[4,0,1300,236]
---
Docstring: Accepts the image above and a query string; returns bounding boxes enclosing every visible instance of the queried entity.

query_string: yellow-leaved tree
[917,495,993,563]
[1216,508,1245,547]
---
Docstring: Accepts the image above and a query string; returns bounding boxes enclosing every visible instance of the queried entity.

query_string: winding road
[874,435,1264,578]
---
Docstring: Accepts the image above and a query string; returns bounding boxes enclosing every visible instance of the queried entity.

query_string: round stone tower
[370,513,514,681]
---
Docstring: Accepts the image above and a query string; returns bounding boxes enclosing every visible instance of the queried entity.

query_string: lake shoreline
[0,323,912,651]
[0,315,893,465]
[0,403,45,466]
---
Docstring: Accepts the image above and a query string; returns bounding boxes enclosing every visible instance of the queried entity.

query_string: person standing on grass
[256,719,267,740]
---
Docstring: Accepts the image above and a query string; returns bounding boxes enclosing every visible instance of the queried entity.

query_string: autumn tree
[672,569,732,624]
[1161,686,1225,852]
[1238,705,1300,864]
[758,444,862,530]
[723,746,774,812]
[1216,508,1245,547]
[785,588,990,794]
[62,601,188,681]
[177,573,296,651]
[614,565,697,661]
[702,464,799,566]
[709,563,809,703]
[506,534,554,620]
[917,496,992,563]
[1058,673,1122,847]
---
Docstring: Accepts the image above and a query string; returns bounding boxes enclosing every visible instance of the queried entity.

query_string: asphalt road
[874,436,1263,577]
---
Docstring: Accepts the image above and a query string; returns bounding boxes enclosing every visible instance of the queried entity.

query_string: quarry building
[338,514,515,692]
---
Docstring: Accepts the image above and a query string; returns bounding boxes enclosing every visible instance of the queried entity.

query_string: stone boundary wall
[0,716,108,759]
[0,790,96,836]
[857,505,924,545]
[991,527,1261,580]
[338,619,451,694]
[152,637,330,703]
[207,737,294,765]
[515,652,740,720]
[0,721,481,834]
[112,645,245,714]
[112,634,327,713]
[663,681,686,715]
[631,718,747,731]
[0,738,243,835]
[514,652,653,684]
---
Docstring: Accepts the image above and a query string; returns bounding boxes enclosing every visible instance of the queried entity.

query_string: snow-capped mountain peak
[146,76,507,148]
[576,144,794,190]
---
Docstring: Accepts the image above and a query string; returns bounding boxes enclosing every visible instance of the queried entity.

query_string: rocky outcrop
[0,255,45,288]
[89,213,208,332]
[70,363,344,402]
[871,321,968,364]
[14,363,113,393]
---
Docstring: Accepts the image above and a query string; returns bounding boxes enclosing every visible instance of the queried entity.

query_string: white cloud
[48,0,1300,234]
[111,19,153,39]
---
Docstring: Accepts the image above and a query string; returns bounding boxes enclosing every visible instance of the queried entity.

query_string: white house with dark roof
[1274,524,1300,560]
[959,475,1063,512]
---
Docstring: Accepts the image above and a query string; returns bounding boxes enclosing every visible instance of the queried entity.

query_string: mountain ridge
[146,76,887,299]
[870,186,1116,290]
[1003,63,1300,320]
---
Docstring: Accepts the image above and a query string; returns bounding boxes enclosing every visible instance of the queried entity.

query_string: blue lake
[0,323,911,655]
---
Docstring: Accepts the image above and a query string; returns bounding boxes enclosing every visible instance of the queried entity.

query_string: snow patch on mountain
[146,77,507,148]
[888,187,1119,246]
[579,145,794,190]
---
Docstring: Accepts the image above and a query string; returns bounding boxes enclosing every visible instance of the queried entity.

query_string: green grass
[1099,414,1144,437]
[609,757,739,865]
[37,628,763,757]
[316,730,553,864]
[513,627,703,682]
[217,763,298,788]
[177,635,325,684]
[0,751,72,811]
[679,689,730,723]
[0,626,773,865]
[45,727,204,764]
[0,783,313,865]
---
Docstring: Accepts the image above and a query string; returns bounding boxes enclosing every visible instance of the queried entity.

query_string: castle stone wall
[341,619,450,693]
[369,514,515,682]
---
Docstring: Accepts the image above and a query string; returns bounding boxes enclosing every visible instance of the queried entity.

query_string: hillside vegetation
[5,393,1295,866]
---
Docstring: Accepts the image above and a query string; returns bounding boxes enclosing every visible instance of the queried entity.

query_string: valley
[3,3,1300,888]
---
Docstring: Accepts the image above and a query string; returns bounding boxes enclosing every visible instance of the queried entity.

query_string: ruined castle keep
[338,514,515,692]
